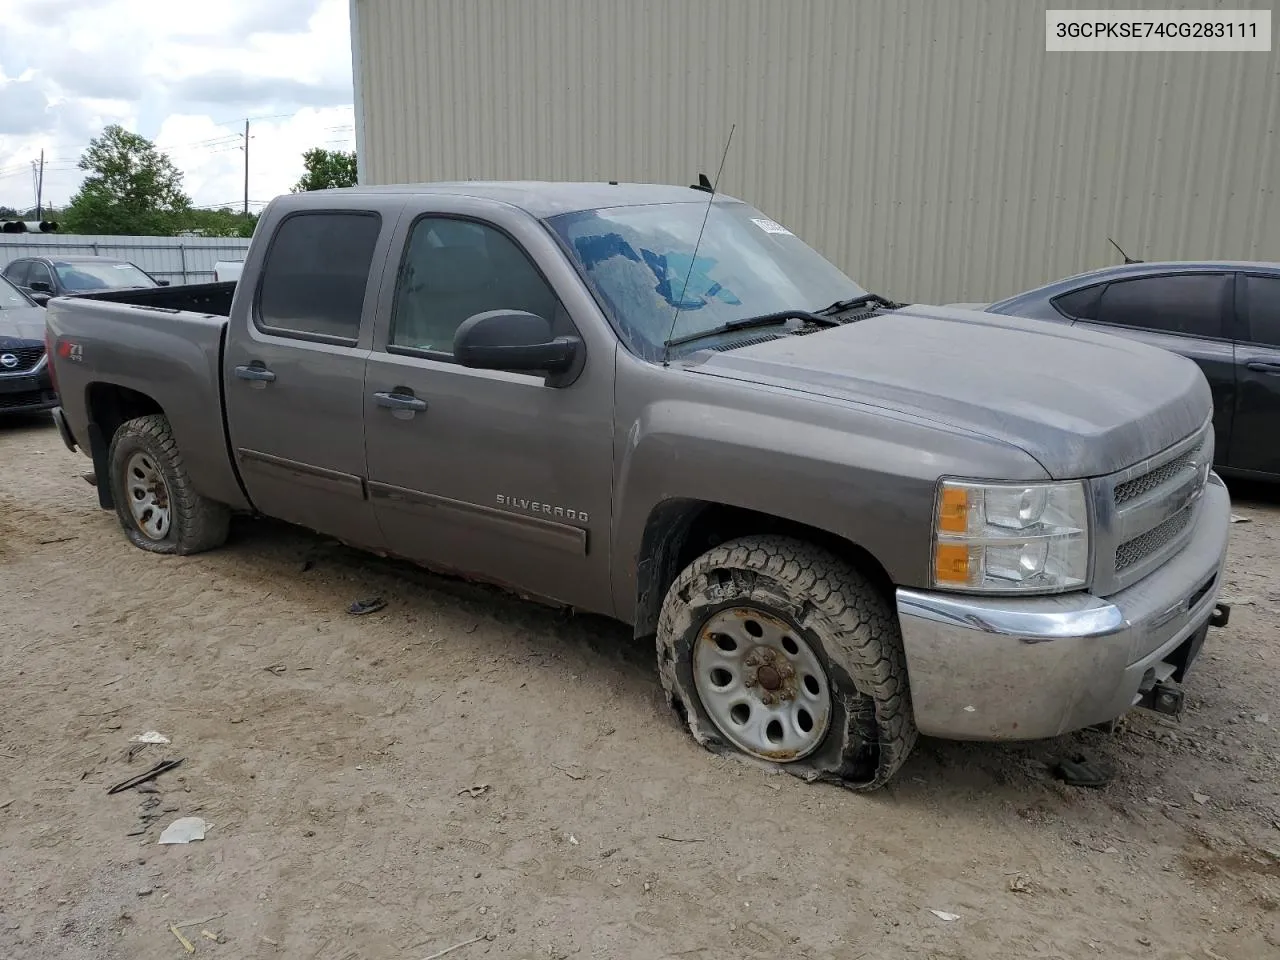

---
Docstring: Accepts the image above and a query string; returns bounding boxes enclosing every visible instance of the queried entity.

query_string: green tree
[292,147,357,192]
[176,207,259,238]
[63,125,192,236]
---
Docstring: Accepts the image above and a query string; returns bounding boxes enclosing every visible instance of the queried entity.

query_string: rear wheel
[656,535,917,790]
[107,414,230,555]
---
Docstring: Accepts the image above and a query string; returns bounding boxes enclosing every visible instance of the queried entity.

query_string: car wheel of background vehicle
[656,535,917,790]
[107,414,230,555]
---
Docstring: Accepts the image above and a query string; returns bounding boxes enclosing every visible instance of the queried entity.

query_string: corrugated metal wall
[0,235,251,284]
[353,0,1280,304]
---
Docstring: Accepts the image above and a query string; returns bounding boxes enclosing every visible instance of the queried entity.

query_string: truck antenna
[662,123,736,366]
[1107,236,1142,264]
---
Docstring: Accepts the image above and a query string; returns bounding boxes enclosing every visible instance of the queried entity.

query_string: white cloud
[0,0,353,214]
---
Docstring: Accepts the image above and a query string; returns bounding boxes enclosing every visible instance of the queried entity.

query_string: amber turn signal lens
[934,543,971,584]
[937,486,969,533]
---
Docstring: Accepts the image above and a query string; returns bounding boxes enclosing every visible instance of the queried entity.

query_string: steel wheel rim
[125,451,171,540]
[692,606,832,762]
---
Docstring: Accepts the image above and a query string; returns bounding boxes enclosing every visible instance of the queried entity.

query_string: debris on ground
[1008,873,1032,893]
[930,909,960,922]
[420,933,491,959]
[1230,514,1251,523]
[348,597,387,616]
[458,784,490,798]
[1051,755,1114,789]
[1192,792,1211,805]
[129,731,170,744]
[107,758,184,795]
[170,924,196,954]
[263,664,287,675]
[158,816,209,844]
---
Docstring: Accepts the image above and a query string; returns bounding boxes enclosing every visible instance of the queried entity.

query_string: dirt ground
[1,415,1278,960]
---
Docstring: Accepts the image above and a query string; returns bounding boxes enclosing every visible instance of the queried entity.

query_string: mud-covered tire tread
[107,414,230,555]
[656,535,917,791]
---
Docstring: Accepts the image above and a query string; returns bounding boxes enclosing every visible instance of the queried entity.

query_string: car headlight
[932,479,1089,594]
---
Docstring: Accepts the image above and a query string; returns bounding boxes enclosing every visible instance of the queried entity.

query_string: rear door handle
[1244,360,1280,374]
[234,364,276,382]
[373,391,427,412]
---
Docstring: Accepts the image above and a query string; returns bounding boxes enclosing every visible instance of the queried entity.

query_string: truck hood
[0,306,47,342]
[687,304,1212,478]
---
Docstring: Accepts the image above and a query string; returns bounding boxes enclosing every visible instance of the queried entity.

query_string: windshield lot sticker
[751,217,793,236]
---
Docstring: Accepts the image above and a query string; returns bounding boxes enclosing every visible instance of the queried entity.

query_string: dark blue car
[975,261,1280,481]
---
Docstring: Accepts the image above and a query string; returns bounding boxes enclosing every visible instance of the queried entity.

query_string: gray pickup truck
[45,181,1232,790]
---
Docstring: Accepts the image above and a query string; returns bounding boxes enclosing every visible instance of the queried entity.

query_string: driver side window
[27,262,53,289]
[389,216,564,357]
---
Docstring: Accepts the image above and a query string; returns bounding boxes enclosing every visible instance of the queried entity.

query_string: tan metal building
[349,0,1279,303]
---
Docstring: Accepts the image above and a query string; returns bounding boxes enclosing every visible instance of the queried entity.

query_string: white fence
[0,234,251,285]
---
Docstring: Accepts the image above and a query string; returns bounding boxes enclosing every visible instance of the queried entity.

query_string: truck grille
[0,346,44,373]
[1113,437,1208,505]
[1115,507,1193,571]
[1090,421,1212,596]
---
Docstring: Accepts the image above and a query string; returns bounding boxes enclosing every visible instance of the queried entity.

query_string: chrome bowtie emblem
[0,353,18,369]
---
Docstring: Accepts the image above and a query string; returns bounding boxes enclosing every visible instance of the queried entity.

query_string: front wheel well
[632,500,895,639]
[84,383,165,509]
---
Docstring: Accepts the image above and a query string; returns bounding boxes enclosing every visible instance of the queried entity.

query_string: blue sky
[0,0,356,212]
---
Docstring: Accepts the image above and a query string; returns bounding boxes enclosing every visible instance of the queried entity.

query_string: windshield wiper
[663,309,837,350]
[814,292,901,316]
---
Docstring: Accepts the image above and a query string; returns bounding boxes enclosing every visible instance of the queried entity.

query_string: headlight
[932,479,1089,594]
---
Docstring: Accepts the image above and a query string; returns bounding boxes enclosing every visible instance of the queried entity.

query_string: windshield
[548,200,865,359]
[0,273,33,309]
[55,261,156,292]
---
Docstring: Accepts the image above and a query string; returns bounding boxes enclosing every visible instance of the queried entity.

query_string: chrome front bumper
[896,474,1231,740]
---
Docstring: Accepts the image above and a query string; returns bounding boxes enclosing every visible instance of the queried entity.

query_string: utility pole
[36,149,44,219]
[243,119,250,216]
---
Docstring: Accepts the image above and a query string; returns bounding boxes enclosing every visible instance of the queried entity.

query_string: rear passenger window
[1095,274,1229,338]
[4,260,29,285]
[1244,275,1280,347]
[389,216,564,356]
[1051,284,1103,320]
[257,212,381,342]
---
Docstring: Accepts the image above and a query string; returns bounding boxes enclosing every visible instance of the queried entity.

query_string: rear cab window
[255,211,382,343]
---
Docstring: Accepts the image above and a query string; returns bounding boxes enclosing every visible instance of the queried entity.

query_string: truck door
[363,200,616,615]
[1230,273,1280,476]
[222,204,397,550]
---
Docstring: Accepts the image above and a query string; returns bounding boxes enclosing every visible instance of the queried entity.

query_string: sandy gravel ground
[1,415,1277,960]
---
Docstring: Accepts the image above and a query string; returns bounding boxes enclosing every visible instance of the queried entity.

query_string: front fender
[609,359,1047,622]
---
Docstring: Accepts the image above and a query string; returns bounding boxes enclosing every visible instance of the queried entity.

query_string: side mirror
[30,293,51,307]
[29,280,52,293]
[453,310,581,378]
[157,280,171,287]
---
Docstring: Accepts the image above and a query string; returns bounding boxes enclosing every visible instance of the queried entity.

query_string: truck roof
[318,181,736,218]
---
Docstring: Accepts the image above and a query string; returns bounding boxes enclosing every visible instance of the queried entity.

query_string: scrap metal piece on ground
[1052,755,1114,789]
[348,597,387,616]
[106,758,184,795]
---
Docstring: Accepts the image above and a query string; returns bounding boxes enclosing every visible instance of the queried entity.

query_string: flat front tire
[656,535,917,790]
[107,414,230,555]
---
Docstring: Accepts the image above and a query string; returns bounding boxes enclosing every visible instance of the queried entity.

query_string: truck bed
[44,282,251,512]
[76,281,237,317]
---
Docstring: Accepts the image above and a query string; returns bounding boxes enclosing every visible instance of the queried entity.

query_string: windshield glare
[548,200,865,359]
[0,273,31,309]
[56,261,156,291]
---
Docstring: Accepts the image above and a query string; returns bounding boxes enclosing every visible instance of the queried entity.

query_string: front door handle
[234,364,276,382]
[1244,360,1280,375]
[373,391,428,412]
